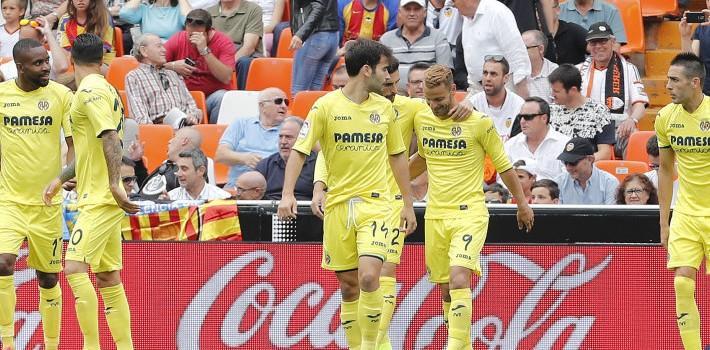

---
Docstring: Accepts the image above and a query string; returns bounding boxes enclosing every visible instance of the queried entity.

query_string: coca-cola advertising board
[9,243,709,349]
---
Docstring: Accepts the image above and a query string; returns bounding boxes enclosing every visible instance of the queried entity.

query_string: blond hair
[424,64,453,89]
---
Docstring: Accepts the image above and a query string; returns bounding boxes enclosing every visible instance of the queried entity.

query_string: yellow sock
[0,276,15,350]
[66,273,100,350]
[341,299,361,350]
[375,277,396,350]
[442,300,451,329]
[39,285,62,350]
[99,284,134,350]
[358,289,383,349]
[675,276,701,350]
[447,288,471,350]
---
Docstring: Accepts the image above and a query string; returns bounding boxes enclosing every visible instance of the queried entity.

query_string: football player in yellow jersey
[0,39,73,350]
[657,52,710,350]
[410,65,534,350]
[44,33,139,350]
[278,39,417,350]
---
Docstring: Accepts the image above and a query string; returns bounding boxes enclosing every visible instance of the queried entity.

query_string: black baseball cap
[586,22,614,41]
[557,137,595,163]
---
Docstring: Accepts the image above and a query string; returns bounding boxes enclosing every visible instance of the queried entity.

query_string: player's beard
[432,103,450,118]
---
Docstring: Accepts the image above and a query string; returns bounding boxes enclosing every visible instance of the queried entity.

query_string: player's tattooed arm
[101,130,123,189]
[59,161,76,183]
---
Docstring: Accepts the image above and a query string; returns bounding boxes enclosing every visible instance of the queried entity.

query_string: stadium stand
[595,160,650,182]
[245,58,294,99]
[291,90,328,119]
[107,56,139,91]
[625,131,655,162]
[138,124,174,171]
[216,90,261,125]
[194,124,229,185]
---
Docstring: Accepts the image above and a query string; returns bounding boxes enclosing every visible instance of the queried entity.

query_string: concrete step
[643,76,672,107]
[645,49,678,77]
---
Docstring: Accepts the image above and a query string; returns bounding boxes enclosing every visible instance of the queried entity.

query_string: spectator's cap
[557,137,594,163]
[586,22,614,41]
[400,0,425,7]
[513,158,538,177]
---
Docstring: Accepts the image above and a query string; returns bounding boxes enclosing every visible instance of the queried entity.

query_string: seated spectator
[554,137,618,204]
[140,126,217,197]
[169,149,232,200]
[577,22,648,158]
[121,157,138,196]
[406,61,429,97]
[484,182,510,204]
[558,0,626,44]
[235,171,266,199]
[256,117,316,200]
[512,159,537,203]
[120,0,192,41]
[380,0,451,91]
[58,0,116,66]
[425,0,461,51]
[681,8,710,95]
[330,64,349,89]
[531,178,560,204]
[338,0,397,45]
[165,9,236,123]
[615,173,658,205]
[126,33,202,125]
[548,63,614,160]
[468,55,524,140]
[0,0,24,58]
[122,118,150,186]
[0,17,70,80]
[216,87,286,188]
[523,30,558,103]
[545,0,588,65]
[505,97,569,180]
[207,0,262,91]
[458,0,530,96]
[253,0,285,54]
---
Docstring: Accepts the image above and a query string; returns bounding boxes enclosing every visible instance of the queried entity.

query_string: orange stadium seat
[138,124,174,172]
[245,58,293,99]
[625,131,655,162]
[119,90,129,116]
[113,26,124,57]
[107,56,139,90]
[595,160,649,182]
[276,27,294,58]
[188,90,208,123]
[194,124,229,185]
[291,90,328,118]
[641,0,678,17]
[230,71,237,90]
[607,0,645,53]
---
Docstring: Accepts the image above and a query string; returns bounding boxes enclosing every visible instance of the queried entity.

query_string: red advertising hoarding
[10,243,708,349]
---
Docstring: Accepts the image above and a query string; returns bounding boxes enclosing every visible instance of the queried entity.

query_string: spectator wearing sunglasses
[504,97,569,180]
[554,137,618,205]
[164,9,236,123]
[126,33,202,125]
[215,87,287,188]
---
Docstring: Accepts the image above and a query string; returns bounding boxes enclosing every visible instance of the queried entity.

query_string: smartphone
[686,11,707,24]
[184,57,196,66]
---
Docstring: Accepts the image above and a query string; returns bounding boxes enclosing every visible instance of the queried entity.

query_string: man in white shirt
[0,16,69,80]
[468,55,524,140]
[523,29,558,103]
[577,22,648,158]
[457,0,531,97]
[168,149,232,201]
[425,0,462,50]
[505,96,570,180]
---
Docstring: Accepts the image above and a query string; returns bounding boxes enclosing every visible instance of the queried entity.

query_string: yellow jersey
[294,89,406,208]
[655,96,710,216]
[71,74,125,208]
[0,80,73,206]
[415,110,512,219]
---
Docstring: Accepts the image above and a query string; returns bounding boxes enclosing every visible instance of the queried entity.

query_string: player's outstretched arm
[278,150,307,220]
[43,160,76,205]
[389,152,417,235]
[499,168,534,232]
[658,148,676,248]
[101,130,140,214]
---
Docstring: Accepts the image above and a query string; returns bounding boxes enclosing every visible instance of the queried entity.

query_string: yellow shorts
[0,203,63,273]
[321,198,390,271]
[65,204,125,273]
[425,215,488,283]
[667,211,710,273]
[384,199,405,265]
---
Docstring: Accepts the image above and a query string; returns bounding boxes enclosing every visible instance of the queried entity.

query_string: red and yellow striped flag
[121,206,191,240]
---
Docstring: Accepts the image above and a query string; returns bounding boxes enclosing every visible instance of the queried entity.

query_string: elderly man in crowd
[235,171,267,200]
[126,33,202,125]
[169,149,232,201]
[216,87,287,188]
[523,30,558,103]
[554,137,618,205]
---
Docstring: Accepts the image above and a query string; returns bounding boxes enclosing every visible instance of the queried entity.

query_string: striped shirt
[125,63,203,124]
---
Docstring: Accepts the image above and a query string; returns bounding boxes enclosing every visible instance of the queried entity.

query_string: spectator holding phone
[680,8,710,95]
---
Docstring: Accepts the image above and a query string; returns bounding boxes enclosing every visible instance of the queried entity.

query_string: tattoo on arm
[101,130,123,188]
[59,161,76,183]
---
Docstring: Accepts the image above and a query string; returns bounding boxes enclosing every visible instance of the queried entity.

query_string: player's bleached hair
[671,52,705,86]
[178,148,208,171]
[424,64,453,89]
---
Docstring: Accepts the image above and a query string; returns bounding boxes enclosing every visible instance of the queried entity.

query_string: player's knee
[35,271,59,289]
[95,271,122,289]
[449,269,471,290]
[358,271,380,292]
[0,255,16,276]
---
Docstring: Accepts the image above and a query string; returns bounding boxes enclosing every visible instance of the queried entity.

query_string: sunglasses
[19,19,40,28]
[185,17,207,26]
[526,45,541,49]
[484,54,505,62]
[261,97,289,106]
[563,159,582,167]
[517,113,544,121]
[122,176,137,184]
